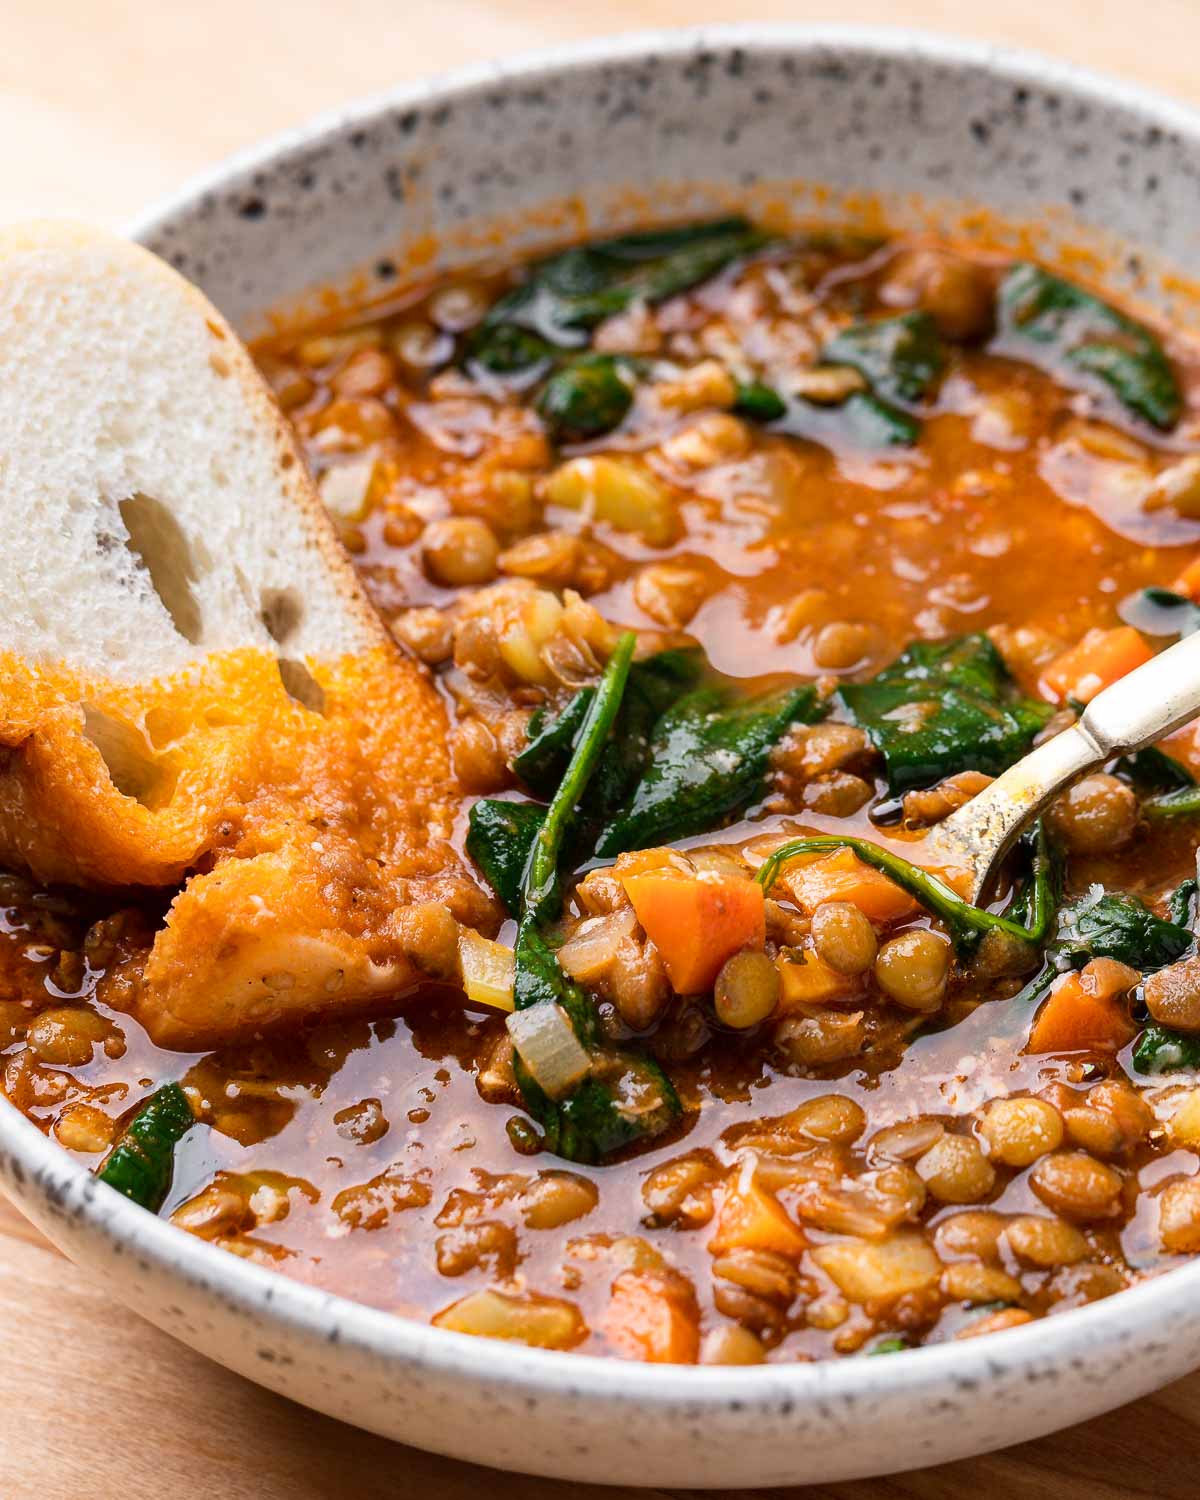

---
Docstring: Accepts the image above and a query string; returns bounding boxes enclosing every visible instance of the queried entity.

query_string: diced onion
[432,1288,585,1349]
[457,928,515,1011]
[557,909,638,985]
[318,457,376,521]
[506,1002,591,1099]
[543,455,678,546]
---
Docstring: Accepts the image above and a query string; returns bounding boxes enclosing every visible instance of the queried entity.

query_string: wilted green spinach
[995,262,1181,430]
[837,634,1052,795]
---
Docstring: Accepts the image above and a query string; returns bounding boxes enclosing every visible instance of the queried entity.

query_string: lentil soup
[10,220,1200,1364]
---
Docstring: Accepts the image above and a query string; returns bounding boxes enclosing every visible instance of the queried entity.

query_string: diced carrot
[1027,966,1136,1054]
[776,947,860,1011]
[621,870,765,994]
[708,1174,807,1257]
[1040,626,1154,705]
[1173,555,1200,601]
[778,846,916,924]
[604,1268,700,1364]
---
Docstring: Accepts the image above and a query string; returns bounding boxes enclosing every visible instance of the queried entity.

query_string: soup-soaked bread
[0,223,491,1047]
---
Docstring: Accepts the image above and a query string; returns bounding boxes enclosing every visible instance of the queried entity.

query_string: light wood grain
[5,2,1200,1494]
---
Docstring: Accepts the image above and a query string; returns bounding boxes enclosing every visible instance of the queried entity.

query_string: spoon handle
[929,629,1200,900]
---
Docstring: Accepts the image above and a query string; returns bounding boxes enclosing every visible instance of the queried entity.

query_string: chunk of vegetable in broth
[466,799,547,918]
[1118,586,1200,641]
[837,634,1051,795]
[733,375,920,449]
[535,355,636,443]
[470,649,706,918]
[502,634,682,1164]
[594,682,826,857]
[1133,1023,1200,1075]
[996,262,1182,430]
[96,1082,195,1211]
[481,218,770,351]
[820,312,945,405]
[1013,883,1194,1009]
[1051,888,1192,972]
[1116,742,1200,822]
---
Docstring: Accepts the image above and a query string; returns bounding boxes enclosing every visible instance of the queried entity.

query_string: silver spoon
[926,629,1200,900]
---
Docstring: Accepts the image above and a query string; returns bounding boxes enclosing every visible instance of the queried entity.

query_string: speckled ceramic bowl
[5,26,1200,1487]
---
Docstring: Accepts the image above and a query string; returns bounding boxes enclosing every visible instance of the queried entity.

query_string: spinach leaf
[1132,1023,1200,1075]
[594,682,825,857]
[1114,738,1200,821]
[733,370,920,450]
[820,312,944,405]
[996,263,1181,430]
[97,1083,195,1211]
[483,218,768,353]
[865,1336,910,1356]
[466,323,556,378]
[837,634,1052,794]
[521,634,635,922]
[465,799,547,917]
[772,390,919,450]
[1114,744,1197,794]
[515,649,704,802]
[1145,786,1200,820]
[515,692,595,797]
[755,826,1056,958]
[535,355,636,443]
[514,1043,681,1164]
[1011,883,1194,1008]
[732,379,788,424]
[1051,887,1192,971]
[467,219,767,441]
[732,312,941,453]
[510,927,680,1163]
[1169,877,1198,930]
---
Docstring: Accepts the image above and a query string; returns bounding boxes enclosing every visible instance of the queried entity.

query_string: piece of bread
[0,222,488,1047]
[0,220,384,681]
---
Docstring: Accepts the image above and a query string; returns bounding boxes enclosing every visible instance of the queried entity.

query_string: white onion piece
[556,909,638,985]
[506,1003,591,1099]
[318,457,375,521]
[458,928,514,1011]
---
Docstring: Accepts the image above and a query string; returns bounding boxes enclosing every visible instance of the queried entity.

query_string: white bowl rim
[5,19,1200,1411]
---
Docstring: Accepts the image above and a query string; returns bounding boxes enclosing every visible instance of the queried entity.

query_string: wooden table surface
[5,2,1200,1494]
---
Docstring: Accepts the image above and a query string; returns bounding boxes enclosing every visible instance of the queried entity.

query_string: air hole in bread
[260,587,305,645]
[209,352,232,379]
[81,706,164,805]
[277,659,326,714]
[118,494,203,644]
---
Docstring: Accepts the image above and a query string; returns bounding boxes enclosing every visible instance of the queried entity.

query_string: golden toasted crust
[0,646,458,883]
[0,645,480,1046]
